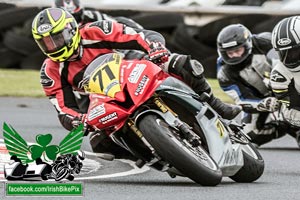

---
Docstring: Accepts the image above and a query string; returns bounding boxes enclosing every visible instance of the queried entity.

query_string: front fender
[135,109,178,128]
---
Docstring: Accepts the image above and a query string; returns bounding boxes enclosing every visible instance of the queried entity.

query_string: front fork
[153,97,201,146]
[127,96,173,154]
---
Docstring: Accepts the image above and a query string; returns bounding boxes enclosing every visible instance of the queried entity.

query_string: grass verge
[0,69,234,103]
[0,69,44,97]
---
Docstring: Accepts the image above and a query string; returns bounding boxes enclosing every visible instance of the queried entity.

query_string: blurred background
[0,0,300,78]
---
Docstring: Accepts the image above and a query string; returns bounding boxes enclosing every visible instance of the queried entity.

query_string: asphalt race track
[0,97,300,200]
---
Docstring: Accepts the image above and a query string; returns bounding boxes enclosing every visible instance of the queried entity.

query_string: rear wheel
[229,143,264,182]
[138,114,222,186]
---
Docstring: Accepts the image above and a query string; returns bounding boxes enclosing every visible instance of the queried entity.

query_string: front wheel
[138,114,222,186]
[229,143,264,182]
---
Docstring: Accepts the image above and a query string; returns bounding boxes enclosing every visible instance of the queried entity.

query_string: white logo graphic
[277,38,291,46]
[128,64,146,84]
[37,24,53,34]
[88,104,106,121]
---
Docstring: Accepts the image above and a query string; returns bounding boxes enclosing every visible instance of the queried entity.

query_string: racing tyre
[170,23,215,61]
[20,51,45,70]
[130,13,184,30]
[138,114,222,186]
[0,7,40,31]
[0,45,24,68]
[229,143,264,182]
[0,3,15,11]
[41,174,49,181]
[3,30,39,56]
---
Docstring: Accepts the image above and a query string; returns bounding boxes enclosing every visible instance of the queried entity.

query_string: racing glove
[256,97,280,112]
[71,114,87,128]
[278,103,300,128]
[148,41,170,65]
[72,114,95,136]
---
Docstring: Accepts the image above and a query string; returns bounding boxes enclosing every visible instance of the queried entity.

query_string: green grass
[208,78,234,103]
[0,69,234,103]
[0,69,44,97]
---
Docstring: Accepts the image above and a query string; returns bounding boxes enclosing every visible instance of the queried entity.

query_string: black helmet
[272,16,300,71]
[217,24,253,65]
[54,0,84,23]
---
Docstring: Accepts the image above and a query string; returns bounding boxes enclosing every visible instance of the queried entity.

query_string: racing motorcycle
[82,53,264,186]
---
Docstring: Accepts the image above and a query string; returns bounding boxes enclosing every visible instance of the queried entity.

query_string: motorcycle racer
[32,8,241,157]
[268,16,300,147]
[216,23,290,147]
[53,0,144,115]
[54,0,241,122]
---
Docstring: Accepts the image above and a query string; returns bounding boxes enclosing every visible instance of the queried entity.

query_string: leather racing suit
[270,61,300,145]
[40,20,164,131]
[216,32,288,146]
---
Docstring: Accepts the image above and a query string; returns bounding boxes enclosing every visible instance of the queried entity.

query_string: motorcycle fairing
[194,107,244,176]
[86,57,168,130]
[155,77,244,176]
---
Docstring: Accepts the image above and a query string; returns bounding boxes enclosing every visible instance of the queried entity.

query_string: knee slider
[190,59,204,77]
[166,54,204,78]
[165,53,188,75]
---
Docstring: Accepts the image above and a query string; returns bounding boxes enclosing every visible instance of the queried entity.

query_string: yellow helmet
[32,8,81,62]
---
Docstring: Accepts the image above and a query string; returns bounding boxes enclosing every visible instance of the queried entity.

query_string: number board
[88,55,121,98]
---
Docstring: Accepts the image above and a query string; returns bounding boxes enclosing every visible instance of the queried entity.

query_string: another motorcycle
[82,53,264,186]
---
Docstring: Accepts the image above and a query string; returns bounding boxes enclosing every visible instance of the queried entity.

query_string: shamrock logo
[3,123,84,164]
[29,134,60,161]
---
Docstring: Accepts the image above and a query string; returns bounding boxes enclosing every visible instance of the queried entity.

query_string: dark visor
[280,47,300,66]
[36,28,74,54]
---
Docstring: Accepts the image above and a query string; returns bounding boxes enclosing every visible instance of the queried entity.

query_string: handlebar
[240,104,260,113]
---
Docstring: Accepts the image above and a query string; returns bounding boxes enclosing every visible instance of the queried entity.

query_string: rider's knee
[164,53,204,77]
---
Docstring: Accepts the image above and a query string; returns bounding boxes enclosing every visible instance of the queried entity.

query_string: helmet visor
[219,45,250,65]
[36,28,74,54]
[279,47,300,68]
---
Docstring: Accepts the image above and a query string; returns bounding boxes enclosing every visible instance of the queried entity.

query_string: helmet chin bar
[67,45,83,61]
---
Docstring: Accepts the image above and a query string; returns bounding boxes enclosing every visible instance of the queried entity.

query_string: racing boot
[247,125,286,147]
[247,131,274,147]
[207,94,242,120]
[89,131,137,161]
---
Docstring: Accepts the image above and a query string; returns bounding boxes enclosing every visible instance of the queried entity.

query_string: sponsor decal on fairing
[128,64,146,84]
[135,75,149,96]
[99,112,118,124]
[87,103,106,121]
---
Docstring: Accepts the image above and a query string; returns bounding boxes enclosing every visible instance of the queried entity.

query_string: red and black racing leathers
[40,20,165,130]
